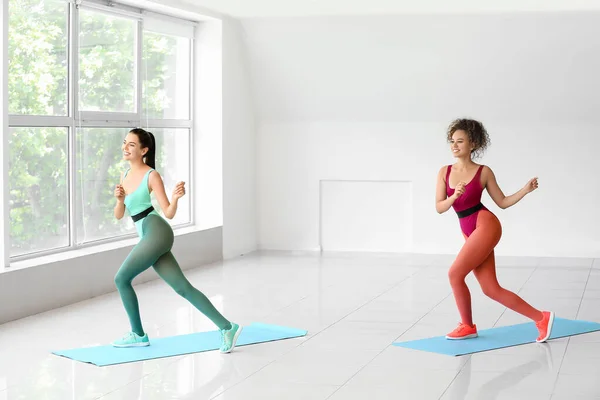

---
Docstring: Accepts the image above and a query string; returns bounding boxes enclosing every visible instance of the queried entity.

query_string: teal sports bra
[123,168,154,215]
[123,168,160,236]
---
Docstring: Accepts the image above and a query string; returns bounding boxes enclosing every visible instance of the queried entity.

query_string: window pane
[76,128,190,244]
[9,127,69,257]
[79,10,136,113]
[8,0,68,116]
[143,31,190,119]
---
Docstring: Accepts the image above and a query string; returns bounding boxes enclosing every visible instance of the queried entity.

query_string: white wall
[249,13,600,257]
[244,13,600,122]
[258,121,600,257]
[221,17,258,259]
[195,20,224,231]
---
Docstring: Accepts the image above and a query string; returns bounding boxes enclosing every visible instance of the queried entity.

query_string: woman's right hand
[452,181,466,200]
[114,184,125,201]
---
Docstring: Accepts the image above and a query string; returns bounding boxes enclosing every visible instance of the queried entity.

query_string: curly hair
[446,118,491,159]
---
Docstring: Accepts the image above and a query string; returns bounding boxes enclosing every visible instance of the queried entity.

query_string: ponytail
[129,128,156,169]
[145,131,156,169]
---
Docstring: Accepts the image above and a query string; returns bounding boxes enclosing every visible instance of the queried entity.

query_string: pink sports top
[446,164,488,237]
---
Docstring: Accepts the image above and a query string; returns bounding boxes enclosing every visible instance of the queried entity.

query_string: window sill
[2,224,220,274]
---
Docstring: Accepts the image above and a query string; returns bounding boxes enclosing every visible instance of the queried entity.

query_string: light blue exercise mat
[53,322,307,366]
[393,318,600,356]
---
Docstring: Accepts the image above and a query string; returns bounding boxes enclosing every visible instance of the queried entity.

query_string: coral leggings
[449,210,542,325]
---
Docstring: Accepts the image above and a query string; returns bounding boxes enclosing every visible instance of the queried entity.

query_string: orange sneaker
[535,311,555,343]
[446,322,478,340]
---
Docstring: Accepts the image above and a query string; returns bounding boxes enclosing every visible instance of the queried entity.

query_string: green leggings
[114,214,231,336]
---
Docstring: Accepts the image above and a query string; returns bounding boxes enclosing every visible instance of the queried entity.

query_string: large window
[8,0,195,259]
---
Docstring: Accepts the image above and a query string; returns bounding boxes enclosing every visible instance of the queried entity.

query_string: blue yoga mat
[393,318,600,356]
[53,322,307,366]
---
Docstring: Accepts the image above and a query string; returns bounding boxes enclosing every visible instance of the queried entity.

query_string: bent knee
[114,272,132,288]
[448,268,467,285]
[172,283,193,298]
[481,285,503,299]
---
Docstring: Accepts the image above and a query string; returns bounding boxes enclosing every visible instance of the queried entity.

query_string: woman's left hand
[172,181,186,200]
[524,177,539,193]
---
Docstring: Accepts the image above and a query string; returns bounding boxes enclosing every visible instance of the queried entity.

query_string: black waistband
[131,206,154,222]
[456,203,483,218]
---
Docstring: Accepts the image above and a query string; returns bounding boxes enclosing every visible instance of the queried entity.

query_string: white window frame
[1,0,10,267]
[5,0,196,262]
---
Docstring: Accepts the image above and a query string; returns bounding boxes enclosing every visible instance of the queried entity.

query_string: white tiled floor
[1,251,599,399]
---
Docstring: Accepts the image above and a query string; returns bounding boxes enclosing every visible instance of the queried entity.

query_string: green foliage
[8,0,67,115]
[78,9,136,112]
[8,0,186,256]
